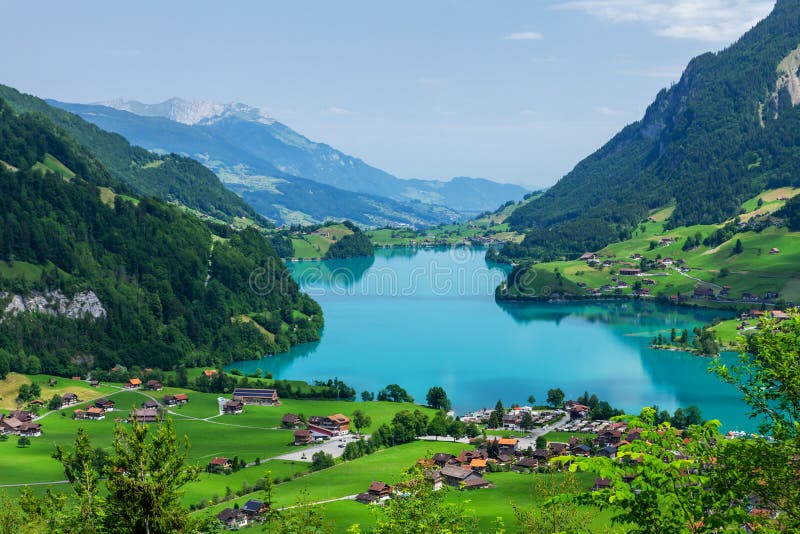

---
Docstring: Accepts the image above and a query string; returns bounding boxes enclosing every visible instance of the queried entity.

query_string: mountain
[52,98,528,223]
[503,0,800,260]
[0,95,322,376]
[0,85,264,225]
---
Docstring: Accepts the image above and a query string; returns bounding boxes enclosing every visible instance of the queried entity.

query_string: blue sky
[0,0,775,188]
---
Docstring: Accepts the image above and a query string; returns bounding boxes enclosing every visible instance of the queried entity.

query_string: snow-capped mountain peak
[99,97,274,126]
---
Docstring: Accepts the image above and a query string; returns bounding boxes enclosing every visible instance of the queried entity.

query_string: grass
[0,373,119,410]
[98,187,116,206]
[0,260,45,283]
[31,154,76,181]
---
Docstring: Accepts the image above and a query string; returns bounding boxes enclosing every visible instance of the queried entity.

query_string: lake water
[229,247,755,431]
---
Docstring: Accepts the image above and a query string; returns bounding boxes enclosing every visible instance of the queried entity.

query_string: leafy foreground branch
[2,416,208,534]
[553,311,800,533]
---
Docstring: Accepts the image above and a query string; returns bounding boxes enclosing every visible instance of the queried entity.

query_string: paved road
[270,433,367,462]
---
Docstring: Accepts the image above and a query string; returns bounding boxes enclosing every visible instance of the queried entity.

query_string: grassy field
[200,444,619,533]
[0,375,438,500]
[290,224,355,259]
[541,431,597,443]
[507,189,800,308]
[31,153,76,180]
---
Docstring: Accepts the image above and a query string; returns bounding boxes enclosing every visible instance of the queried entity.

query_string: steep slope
[505,0,800,260]
[54,98,528,218]
[0,96,322,376]
[0,85,264,224]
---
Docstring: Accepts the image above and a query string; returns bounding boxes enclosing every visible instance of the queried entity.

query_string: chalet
[742,292,760,302]
[28,399,45,408]
[124,378,142,389]
[602,260,613,268]
[174,393,188,404]
[432,453,456,467]
[89,380,100,387]
[592,477,612,491]
[73,409,87,420]
[693,286,715,299]
[240,499,268,518]
[425,469,443,490]
[146,380,163,391]
[355,492,380,505]
[217,508,249,529]
[662,258,674,266]
[571,444,592,456]
[209,457,232,472]
[642,278,657,285]
[772,310,789,321]
[765,291,779,299]
[18,422,42,437]
[619,268,641,276]
[9,411,33,423]
[61,393,79,407]
[232,388,280,406]
[86,407,105,420]
[549,442,569,456]
[367,481,393,501]
[530,449,552,461]
[579,253,598,261]
[569,404,590,419]
[597,445,618,458]
[142,399,159,410]
[770,248,780,254]
[497,438,518,455]
[282,413,303,428]
[294,429,313,445]
[162,395,177,406]
[440,465,487,489]
[131,408,159,423]
[502,412,521,429]
[222,400,244,415]
[659,237,675,246]
[597,429,623,447]
[308,414,350,434]
[469,458,488,472]
[512,457,539,472]
[94,398,115,411]
[203,369,218,379]
[631,253,643,260]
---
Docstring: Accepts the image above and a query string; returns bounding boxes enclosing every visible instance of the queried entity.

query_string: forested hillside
[505,0,800,260]
[0,84,263,224]
[0,98,321,376]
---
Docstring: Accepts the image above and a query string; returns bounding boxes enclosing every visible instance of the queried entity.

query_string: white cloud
[596,105,624,116]
[557,0,773,42]
[328,106,349,115]
[504,31,544,41]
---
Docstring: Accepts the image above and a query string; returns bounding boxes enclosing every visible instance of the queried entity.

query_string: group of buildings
[222,388,280,415]
[0,410,42,437]
[283,413,351,444]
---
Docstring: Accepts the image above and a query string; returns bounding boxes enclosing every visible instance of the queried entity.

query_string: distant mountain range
[52,98,529,226]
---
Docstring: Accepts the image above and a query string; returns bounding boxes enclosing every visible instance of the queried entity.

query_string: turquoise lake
[229,247,755,431]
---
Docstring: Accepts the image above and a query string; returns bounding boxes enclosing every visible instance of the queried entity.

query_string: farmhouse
[162,393,189,406]
[693,286,716,299]
[59,393,79,407]
[440,465,490,489]
[89,380,100,387]
[232,388,280,406]
[619,268,641,276]
[124,378,142,389]
[222,400,244,414]
[74,407,105,421]
[209,457,232,472]
[142,399,159,410]
[497,438,518,455]
[131,408,159,423]
[94,398,115,411]
[308,414,350,434]
[512,457,539,472]
[282,413,303,428]
[593,477,612,491]
[293,429,313,445]
[146,380,163,391]
[216,508,249,529]
[240,499,269,519]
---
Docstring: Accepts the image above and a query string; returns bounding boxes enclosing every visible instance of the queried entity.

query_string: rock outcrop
[0,290,106,320]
